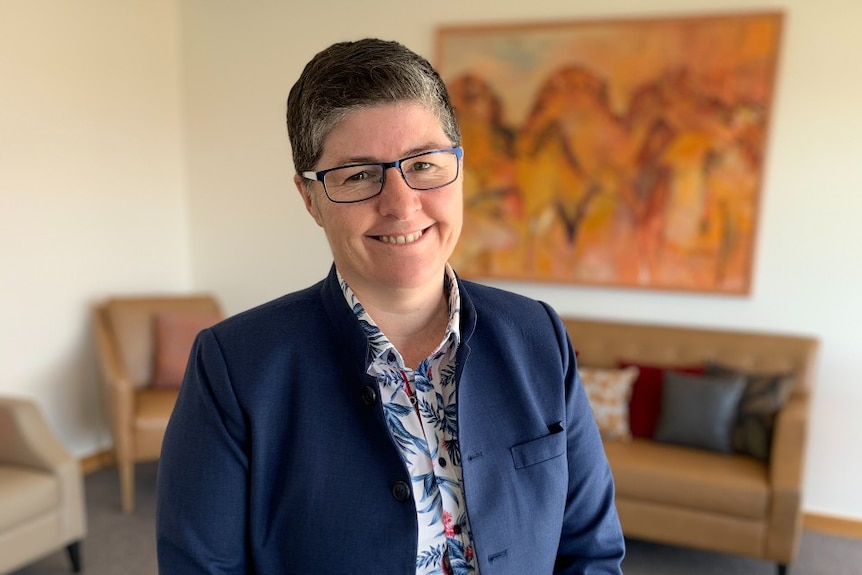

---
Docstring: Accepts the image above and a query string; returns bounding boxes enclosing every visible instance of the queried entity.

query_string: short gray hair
[286,38,461,175]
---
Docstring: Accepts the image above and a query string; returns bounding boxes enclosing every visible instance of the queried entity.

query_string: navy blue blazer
[156,266,624,574]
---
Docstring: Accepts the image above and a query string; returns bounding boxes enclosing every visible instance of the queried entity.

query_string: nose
[377,166,420,219]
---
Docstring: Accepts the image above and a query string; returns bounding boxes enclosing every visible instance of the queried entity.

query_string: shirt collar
[336,265,461,362]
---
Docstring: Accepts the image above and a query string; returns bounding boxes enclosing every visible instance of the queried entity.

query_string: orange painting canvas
[437,12,783,294]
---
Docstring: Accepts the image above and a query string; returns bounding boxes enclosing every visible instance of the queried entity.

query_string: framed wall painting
[436,11,783,294]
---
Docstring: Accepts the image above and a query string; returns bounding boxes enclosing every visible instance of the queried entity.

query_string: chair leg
[777,564,788,575]
[119,460,135,513]
[66,541,82,573]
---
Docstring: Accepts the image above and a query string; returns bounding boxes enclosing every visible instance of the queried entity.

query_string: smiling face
[295,102,463,302]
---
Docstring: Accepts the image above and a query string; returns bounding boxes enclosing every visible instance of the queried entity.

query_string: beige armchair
[92,295,222,513]
[0,396,87,574]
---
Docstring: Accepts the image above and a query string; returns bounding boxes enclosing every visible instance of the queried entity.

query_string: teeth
[380,230,423,244]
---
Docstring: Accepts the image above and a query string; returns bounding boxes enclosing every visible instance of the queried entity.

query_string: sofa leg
[66,541,82,573]
[777,564,788,575]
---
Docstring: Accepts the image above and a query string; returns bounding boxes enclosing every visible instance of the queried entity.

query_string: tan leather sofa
[93,295,222,513]
[0,396,87,574]
[562,318,818,575]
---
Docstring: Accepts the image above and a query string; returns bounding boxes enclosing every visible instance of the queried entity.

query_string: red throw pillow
[152,311,222,388]
[619,361,704,438]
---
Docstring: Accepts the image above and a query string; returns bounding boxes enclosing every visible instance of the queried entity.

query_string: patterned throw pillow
[705,362,795,461]
[578,366,640,441]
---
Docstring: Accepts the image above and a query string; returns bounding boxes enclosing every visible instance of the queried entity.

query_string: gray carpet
[13,462,862,574]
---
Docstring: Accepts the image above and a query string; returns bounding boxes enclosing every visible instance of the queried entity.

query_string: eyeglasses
[302,147,463,204]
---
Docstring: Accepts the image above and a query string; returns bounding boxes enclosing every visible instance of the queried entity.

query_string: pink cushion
[151,312,221,388]
[619,361,704,438]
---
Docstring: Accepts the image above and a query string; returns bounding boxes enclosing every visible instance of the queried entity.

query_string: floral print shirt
[338,266,479,575]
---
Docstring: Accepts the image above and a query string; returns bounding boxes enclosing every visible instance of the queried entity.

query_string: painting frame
[436,11,784,295]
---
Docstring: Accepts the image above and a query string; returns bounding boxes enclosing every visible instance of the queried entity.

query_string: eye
[409,161,433,172]
[405,158,441,174]
[345,170,373,182]
[331,165,383,186]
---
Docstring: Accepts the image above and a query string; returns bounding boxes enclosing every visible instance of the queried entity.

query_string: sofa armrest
[765,393,810,562]
[770,394,809,489]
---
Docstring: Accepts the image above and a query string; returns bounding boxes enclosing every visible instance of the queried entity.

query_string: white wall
[0,1,191,453]
[179,0,862,521]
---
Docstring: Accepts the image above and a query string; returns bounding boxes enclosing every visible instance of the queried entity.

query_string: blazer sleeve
[156,328,251,574]
[544,303,626,574]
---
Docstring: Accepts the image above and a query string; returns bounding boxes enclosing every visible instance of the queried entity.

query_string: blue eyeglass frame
[301,146,464,204]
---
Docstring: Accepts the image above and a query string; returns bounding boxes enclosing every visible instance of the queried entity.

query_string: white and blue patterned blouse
[338,265,479,575]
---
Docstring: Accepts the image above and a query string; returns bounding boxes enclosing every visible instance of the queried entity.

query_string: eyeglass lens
[323,149,459,203]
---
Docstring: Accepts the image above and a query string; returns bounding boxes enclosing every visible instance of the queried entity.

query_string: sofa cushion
[619,361,705,438]
[706,362,795,461]
[654,371,746,453]
[579,366,639,441]
[133,388,181,459]
[604,438,769,520]
[0,466,59,531]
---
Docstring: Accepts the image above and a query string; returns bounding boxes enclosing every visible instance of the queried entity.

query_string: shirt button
[360,386,377,406]
[391,481,411,502]
[453,525,462,534]
[438,457,447,468]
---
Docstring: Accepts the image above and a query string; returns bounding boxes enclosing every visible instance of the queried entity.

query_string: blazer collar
[320,264,370,377]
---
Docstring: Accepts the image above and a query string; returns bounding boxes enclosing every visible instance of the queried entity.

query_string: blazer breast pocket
[510,427,566,469]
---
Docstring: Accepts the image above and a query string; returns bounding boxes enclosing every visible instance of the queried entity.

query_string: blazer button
[391,481,411,502]
[361,386,377,406]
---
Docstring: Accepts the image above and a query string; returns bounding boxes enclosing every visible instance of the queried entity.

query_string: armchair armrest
[92,306,136,436]
[92,305,136,392]
[0,396,73,472]
[765,393,810,561]
[0,396,87,544]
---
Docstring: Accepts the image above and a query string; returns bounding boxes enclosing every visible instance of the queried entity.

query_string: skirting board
[803,512,862,539]
[80,449,114,474]
[79,450,862,540]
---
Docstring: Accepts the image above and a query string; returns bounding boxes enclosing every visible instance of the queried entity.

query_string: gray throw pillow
[654,371,746,453]
[705,362,795,461]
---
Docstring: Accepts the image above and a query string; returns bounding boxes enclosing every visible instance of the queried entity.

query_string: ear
[294,174,324,227]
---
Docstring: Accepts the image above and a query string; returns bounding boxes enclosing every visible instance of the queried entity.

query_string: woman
[156,38,624,574]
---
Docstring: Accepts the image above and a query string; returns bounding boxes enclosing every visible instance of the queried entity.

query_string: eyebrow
[327,143,451,167]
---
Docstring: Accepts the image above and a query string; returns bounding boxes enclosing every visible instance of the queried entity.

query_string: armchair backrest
[96,295,222,388]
